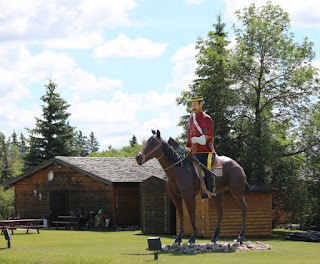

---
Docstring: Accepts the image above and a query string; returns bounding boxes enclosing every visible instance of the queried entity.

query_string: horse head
[136,129,163,165]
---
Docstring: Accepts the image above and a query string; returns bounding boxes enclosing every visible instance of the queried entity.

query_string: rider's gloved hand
[191,135,206,145]
[174,145,189,155]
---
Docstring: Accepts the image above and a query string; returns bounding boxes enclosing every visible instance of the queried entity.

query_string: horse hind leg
[183,194,197,244]
[211,193,223,243]
[233,193,247,243]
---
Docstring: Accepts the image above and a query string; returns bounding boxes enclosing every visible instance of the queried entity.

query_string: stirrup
[202,190,214,198]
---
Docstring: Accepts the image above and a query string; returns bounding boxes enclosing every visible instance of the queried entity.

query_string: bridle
[140,137,191,171]
[139,137,163,166]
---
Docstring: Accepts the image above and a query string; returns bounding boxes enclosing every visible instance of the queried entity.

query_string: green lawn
[0,229,319,264]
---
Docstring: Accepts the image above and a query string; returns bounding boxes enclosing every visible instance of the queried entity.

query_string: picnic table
[0,219,45,235]
[52,216,78,230]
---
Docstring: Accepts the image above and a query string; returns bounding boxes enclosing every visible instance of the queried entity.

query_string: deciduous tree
[230,2,319,181]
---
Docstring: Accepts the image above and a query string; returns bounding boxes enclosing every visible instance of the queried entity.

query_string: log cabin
[3,156,166,228]
[4,156,275,237]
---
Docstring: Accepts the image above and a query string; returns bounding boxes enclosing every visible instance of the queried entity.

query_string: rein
[141,137,191,171]
[160,149,191,171]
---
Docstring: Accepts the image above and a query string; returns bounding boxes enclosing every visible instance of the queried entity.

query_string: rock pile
[161,241,272,254]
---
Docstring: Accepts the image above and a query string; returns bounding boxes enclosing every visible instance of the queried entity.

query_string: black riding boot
[206,173,214,193]
[201,173,214,199]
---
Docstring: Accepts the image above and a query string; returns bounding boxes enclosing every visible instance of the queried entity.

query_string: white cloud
[45,32,104,49]
[167,43,197,91]
[0,43,76,83]
[0,0,138,43]
[23,50,77,83]
[69,68,122,101]
[69,91,186,149]
[0,101,40,133]
[94,33,167,59]
[0,41,125,138]
[76,0,137,31]
[224,0,320,28]
[312,59,320,73]
[226,36,237,50]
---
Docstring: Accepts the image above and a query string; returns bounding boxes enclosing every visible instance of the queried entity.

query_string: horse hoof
[188,238,195,244]
[237,237,244,244]
[175,238,182,244]
[211,237,219,243]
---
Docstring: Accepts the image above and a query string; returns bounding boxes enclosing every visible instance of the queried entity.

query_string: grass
[0,229,319,264]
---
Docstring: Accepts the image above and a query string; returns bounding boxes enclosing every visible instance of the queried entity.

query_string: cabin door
[49,190,68,226]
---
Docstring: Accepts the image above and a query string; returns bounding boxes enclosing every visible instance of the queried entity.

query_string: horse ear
[151,129,156,135]
[156,130,161,138]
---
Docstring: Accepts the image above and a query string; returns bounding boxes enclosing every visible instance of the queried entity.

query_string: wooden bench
[52,221,74,230]
[53,216,78,230]
[1,219,45,235]
[1,226,17,235]
[16,225,46,234]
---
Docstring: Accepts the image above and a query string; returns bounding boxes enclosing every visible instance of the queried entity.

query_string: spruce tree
[11,131,18,147]
[18,133,28,158]
[74,130,89,157]
[25,79,75,169]
[88,132,99,153]
[129,135,138,147]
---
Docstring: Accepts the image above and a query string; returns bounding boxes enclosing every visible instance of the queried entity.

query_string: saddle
[212,154,223,177]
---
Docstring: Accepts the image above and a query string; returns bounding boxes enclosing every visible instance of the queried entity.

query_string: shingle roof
[56,156,166,183]
[3,156,167,187]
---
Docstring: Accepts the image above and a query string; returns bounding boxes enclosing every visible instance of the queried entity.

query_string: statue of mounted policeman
[136,95,248,244]
[173,96,222,199]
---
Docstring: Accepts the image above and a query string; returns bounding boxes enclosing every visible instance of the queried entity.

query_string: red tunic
[186,112,215,153]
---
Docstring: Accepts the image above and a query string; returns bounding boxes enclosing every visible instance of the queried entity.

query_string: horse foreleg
[166,184,184,244]
[233,194,247,243]
[212,193,223,243]
[173,197,184,244]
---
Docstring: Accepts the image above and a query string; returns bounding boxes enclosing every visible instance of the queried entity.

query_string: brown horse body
[136,130,247,244]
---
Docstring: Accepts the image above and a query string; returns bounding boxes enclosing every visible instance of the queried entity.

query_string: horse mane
[161,140,186,167]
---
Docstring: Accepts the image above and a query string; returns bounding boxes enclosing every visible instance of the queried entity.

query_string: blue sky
[0,0,319,150]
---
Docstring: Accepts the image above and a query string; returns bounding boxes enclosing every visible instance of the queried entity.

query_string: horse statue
[136,130,248,244]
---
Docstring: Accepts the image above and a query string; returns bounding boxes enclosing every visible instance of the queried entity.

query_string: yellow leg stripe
[207,152,213,170]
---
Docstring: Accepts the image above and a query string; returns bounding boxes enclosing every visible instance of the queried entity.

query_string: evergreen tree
[18,133,28,158]
[129,135,138,147]
[25,79,75,169]
[74,130,89,157]
[11,131,18,147]
[177,14,238,156]
[88,132,99,153]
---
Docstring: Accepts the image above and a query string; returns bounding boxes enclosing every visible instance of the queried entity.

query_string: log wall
[177,192,272,238]
[13,164,139,228]
[140,177,174,235]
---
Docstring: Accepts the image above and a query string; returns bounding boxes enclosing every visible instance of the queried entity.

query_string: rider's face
[192,101,203,114]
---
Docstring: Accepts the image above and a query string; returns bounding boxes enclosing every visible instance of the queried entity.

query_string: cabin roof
[3,156,167,187]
